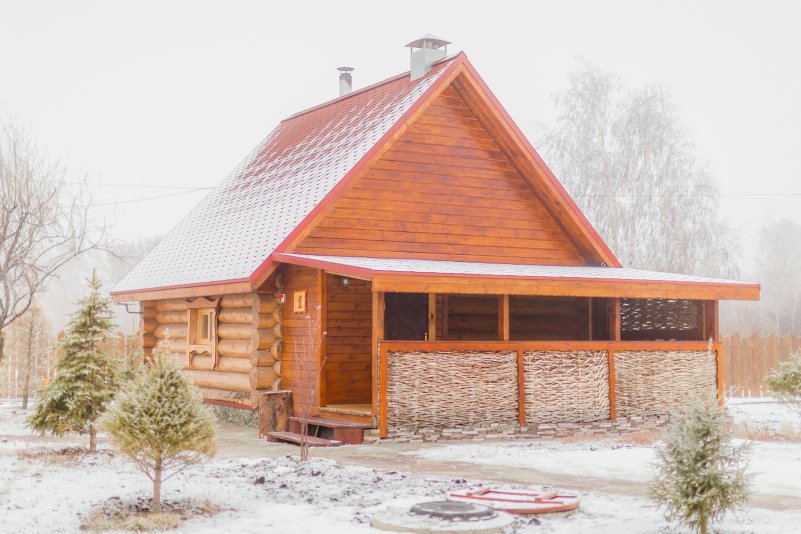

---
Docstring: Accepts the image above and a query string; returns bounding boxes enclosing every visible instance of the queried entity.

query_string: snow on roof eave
[273,253,761,301]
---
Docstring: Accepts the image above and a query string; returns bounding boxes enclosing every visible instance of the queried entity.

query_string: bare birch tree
[541,62,738,278]
[0,119,106,363]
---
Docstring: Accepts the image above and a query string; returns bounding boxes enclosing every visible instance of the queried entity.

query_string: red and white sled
[446,487,580,514]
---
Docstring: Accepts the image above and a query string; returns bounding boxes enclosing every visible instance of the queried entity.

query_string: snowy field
[2,398,801,533]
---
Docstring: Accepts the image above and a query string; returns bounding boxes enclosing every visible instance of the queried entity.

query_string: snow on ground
[4,397,801,533]
[727,397,801,432]
[412,399,801,500]
[412,438,801,498]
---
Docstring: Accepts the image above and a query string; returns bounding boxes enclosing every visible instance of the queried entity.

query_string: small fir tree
[765,354,801,413]
[28,271,117,451]
[102,344,216,513]
[649,398,751,534]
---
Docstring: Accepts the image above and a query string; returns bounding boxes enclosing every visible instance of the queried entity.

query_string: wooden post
[608,349,616,420]
[379,343,388,437]
[715,342,724,405]
[428,293,437,341]
[318,271,327,407]
[587,297,593,341]
[610,298,621,341]
[372,290,385,429]
[703,300,719,341]
[517,347,525,425]
[712,301,719,341]
[499,294,510,341]
[442,295,449,340]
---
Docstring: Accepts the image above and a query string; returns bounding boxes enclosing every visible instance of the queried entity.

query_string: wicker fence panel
[614,351,716,417]
[386,351,518,430]
[524,351,610,424]
[621,298,701,340]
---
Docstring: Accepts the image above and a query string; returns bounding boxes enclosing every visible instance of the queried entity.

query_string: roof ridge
[282,54,460,122]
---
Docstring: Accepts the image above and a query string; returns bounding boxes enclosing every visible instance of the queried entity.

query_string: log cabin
[112,36,760,445]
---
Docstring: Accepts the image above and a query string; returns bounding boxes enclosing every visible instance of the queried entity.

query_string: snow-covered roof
[275,254,760,297]
[275,254,751,285]
[113,58,458,295]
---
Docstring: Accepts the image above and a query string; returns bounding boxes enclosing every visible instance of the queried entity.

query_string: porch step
[266,431,342,447]
[288,416,371,445]
[319,406,374,425]
[289,416,370,429]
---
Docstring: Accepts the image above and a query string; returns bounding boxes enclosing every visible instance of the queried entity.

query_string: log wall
[142,289,282,409]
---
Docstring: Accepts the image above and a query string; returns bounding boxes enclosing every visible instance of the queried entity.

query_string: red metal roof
[113,58,458,295]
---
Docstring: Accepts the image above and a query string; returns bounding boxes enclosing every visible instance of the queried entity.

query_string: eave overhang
[273,254,761,301]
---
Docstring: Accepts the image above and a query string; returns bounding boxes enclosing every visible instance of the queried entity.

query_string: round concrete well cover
[372,501,514,534]
[409,501,497,522]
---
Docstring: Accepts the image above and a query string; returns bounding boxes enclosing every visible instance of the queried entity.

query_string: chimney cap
[337,66,355,73]
[405,34,450,50]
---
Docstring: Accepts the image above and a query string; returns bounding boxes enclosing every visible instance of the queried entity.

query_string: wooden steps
[262,416,371,446]
[319,405,374,425]
[266,431,342,447]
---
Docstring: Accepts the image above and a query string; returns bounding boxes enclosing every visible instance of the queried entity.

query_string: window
[186,298,219,368]
[198,309,214,344]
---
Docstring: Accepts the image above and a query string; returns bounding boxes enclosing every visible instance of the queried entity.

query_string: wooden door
[385,293,429,340]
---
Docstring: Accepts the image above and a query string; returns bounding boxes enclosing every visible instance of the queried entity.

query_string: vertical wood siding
[510,296,591,341]
[324,274,372,404]
[295,86,587,265]
[280,265,323,414]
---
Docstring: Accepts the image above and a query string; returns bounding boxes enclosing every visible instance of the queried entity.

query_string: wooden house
[112,37,759,444]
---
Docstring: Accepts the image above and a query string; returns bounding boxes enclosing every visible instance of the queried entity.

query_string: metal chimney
[338,67,354,96]
[405,34,450,80]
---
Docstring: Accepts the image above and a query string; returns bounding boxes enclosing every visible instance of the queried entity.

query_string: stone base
[206,401,259,428]
[381,415,671,443]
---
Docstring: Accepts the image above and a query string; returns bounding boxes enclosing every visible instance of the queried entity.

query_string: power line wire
[85,187,801,207]
[93,189,208,206]
[65,181,212,191]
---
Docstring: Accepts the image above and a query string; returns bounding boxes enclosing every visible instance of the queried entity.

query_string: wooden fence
[2,330,139,398]
[722,334,801,398]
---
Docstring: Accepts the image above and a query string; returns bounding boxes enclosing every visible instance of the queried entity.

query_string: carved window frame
[186,297,219,369]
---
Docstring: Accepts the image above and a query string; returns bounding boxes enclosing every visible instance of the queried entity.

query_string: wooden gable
[294,85,592,266]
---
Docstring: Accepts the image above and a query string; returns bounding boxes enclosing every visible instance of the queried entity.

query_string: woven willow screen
[524,351,610,423]
[614,350,716,417]
[386,351,518,429]
[620,298,701,340]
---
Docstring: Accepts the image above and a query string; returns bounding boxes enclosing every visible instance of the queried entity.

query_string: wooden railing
[722,334,801,398]
[376,340,721,437]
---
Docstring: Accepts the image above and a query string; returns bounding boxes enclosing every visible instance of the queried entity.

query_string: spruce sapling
[649,398,751,534]
[102,344,216,513]
[765,354,801,414]
[28,271,117,451]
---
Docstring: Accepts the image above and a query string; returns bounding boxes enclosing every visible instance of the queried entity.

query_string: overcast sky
[2,0,800,256]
